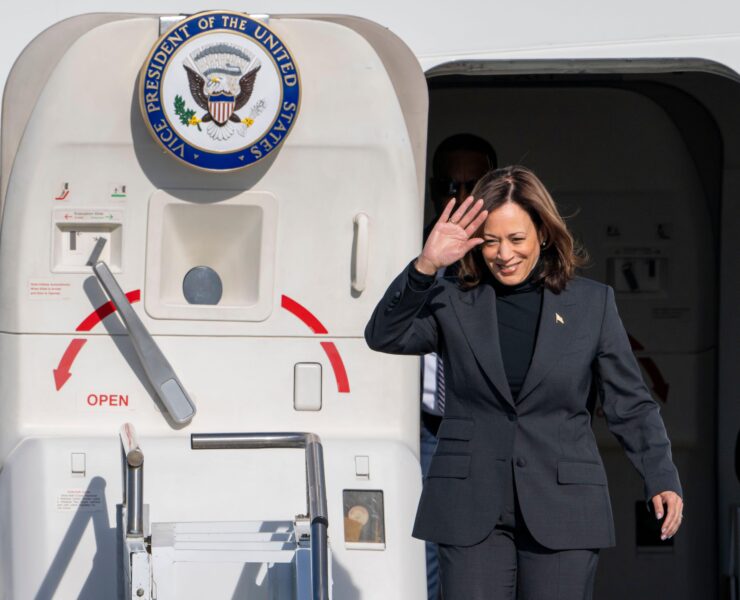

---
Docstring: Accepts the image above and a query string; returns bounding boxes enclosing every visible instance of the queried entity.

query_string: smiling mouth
[496,262,521,274]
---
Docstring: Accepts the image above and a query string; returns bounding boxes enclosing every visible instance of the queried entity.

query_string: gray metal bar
[93,261,196,424]
[126,464,144,537]
[191,432,329,600]
[86,236,106,266]
[311,522,329,599]
[119,423,144,537]
[305,440,329,526]
[120,423,144,468]
[192,432,309,450]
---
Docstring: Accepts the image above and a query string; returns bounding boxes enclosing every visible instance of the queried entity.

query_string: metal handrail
[191,432,329,600]
[119,423,144,537]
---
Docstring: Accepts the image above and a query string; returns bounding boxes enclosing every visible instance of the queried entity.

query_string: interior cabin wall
[427,79,721,599]
[666,73,740,596]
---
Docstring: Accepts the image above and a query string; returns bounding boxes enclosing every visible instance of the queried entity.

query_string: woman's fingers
[438,198,456,224]
[652,492,683,539]
[464,208,489,237]
[426,196,488,269]
[448,195,475,224]
[651,495,664,518]
[456,199,485,230]
[464,237,485,253]
[438,196,488,234]
[662,494,683,539]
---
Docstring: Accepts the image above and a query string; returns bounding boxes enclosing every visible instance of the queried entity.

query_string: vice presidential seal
[139,11,300,171]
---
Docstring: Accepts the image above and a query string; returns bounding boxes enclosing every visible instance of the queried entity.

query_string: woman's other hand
[415,197,489,275]
[651,491,683,540]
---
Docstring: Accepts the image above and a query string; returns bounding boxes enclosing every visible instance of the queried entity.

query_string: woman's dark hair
[458,165,587,293]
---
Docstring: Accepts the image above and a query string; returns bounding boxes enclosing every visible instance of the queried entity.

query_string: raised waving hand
[415,196,489,275]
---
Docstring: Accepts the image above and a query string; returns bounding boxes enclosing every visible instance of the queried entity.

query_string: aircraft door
[0,12,429,600]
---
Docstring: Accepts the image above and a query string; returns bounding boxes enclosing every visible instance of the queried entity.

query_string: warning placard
[56,489,103,512]
[29,281,72,300]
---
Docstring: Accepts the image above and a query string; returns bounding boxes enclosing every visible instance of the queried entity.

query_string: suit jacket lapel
[449,283,515,407]
[516,286,580,403]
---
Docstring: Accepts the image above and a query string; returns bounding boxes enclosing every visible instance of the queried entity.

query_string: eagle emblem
[177,43,266,141]
[140,10,300,171]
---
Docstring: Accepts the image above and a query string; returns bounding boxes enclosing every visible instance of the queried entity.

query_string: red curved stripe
[321,341,350,393]
[76,290,141,332]
[281,295,328,334]
[638,357,670,403]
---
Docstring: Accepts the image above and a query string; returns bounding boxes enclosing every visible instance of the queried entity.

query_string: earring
[540,240,546,248]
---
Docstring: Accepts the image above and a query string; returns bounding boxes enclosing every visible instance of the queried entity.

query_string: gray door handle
[92,260,196,425]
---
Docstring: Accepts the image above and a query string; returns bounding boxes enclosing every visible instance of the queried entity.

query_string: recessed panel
[145,190,277,321]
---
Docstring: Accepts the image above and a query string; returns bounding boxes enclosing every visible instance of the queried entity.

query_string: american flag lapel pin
[555,312,565,325]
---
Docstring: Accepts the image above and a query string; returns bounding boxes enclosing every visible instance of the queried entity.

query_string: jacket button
[507,414,517,422]
[516,457,527,468]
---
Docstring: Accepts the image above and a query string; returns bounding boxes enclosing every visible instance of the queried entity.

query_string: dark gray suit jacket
[365,263,682,549]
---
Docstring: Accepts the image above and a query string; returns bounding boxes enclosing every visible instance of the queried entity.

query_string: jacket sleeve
[364,261,440,355]
[594,285,683,503]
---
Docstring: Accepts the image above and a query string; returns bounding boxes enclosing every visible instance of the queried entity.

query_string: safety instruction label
[28,281,72,300]
[56,489,103,512]
[56,209,120,223]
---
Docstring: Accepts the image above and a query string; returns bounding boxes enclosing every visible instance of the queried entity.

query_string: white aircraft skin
[1,3,739,599]
[3,0,740,92]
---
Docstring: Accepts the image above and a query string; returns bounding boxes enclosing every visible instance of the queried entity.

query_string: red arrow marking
[280,295,328,334]
[55,289,140,390]
[320,342,350,394]
[54,338,87,390]
[627,332,668,403]
[638,357,669,403]
[76,290,140,332]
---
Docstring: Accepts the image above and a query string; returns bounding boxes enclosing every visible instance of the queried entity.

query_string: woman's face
[481,201,542,286]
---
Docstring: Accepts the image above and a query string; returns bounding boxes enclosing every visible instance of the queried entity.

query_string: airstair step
[151,520,301,564]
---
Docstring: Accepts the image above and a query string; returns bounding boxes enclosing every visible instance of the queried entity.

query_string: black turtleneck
[490,270,543,399]
[408,261,544,400]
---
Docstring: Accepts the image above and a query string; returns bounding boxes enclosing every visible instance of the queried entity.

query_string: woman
[364,166,683,599]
